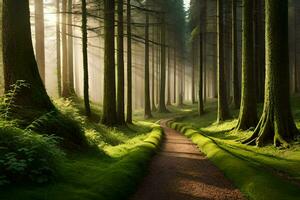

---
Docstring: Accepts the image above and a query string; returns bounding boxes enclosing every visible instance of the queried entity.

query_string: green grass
[0,98,163,200]
[169,96,300,200]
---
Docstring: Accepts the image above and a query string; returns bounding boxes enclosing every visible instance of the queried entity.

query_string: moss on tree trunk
[236,0,257,130]
[244,0,299,147]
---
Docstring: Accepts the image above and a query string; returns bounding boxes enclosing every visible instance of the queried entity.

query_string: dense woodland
[0,0,300,199]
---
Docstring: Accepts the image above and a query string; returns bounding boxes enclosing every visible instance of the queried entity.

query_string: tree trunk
[82,0,91,117]
[126,0,132,124]
[56,0,62,96]
[236,0,257,130]
[173,46,177,104]
[144,12,152,119]
[198,33,204,115]
[217,0,231,122]
[61,0,69,97]
[294,0,298,93]
[166,39,171,106]
[158,14,168,113]
[151,25,157,111]
[232,0,240,108]
[117,0,125,124]
[102,0,117,126]
[244,0,299,147]
[192,42,196,104]
[254,0,265,102]
[67,0,74,94]
[34,0,45,83]
[2,0,54,117]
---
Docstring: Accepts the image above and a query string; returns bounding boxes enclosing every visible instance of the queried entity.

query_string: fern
[0,80,30,121]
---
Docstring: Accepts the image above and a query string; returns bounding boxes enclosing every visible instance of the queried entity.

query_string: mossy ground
[0,99,163,200]
[170,96,300,200]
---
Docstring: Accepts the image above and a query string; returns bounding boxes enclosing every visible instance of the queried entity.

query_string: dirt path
[131,120,246,200]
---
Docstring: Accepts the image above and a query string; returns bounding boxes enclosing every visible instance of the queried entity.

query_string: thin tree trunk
[166,38,171,106]
[56,0,62,96]
[294,0,298,93]
[198,33,204,115]
[102,0,117,126]
[34,0,45,83]
[192,42,196,104]
[151,25,157,111]
[173,46,177,104]
[61,0,69,97]
[126,0,132,124]
[67,0,74,93]
[82,0,91,117]
[117,0,125,123]
[144,12,152,118]
[158,14,168,113]
[232,0,240,108]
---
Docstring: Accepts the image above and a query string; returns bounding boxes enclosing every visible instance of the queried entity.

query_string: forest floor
[1,97,300,200]
[131,120,245,200]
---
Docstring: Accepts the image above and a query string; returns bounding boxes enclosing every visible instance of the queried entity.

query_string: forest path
[130,120,246,200]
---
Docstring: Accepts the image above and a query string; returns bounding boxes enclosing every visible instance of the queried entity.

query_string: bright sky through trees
[183,0,190,10]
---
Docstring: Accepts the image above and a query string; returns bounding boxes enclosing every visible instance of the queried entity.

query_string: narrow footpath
[131,120,246,200]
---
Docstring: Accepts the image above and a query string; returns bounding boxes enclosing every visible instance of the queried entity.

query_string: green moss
[169,122,300,200]
[0,124,162,200]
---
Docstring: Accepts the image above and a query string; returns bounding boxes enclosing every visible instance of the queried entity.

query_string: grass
[168,96,300,200]
[0,98,163,200]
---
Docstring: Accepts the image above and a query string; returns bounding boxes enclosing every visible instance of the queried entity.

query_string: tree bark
[192,42,196,104]
[144,12,152,119]
[244,0,299,147]
[67,0,74,94]
[158,14,168,113]
[117,0,125,124]
[236,0,257,130]
[126,0,132,124]
[102,0,117,126]
[61,0,69,97]
[232,0,240,108]
[82,0,91,117]
[173,46,177,104]
[217,0,231,122]
[34,0,45,83]
[2,0,54,117]
[198,33,204,115]
[56,0,62,96]
[166,38,171,106]
[151,25,157,111]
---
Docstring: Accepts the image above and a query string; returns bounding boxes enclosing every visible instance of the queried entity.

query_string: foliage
[0,127,64,186]
[0,125,163,200]
[0,80,30,123]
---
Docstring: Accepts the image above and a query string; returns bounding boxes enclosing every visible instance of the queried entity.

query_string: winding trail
[131,120,245,200]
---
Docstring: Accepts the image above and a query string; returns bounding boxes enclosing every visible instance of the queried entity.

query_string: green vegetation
[0,97,163,200]
[168,96,300,200]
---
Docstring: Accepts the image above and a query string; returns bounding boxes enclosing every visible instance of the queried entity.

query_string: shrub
[26,111,88,149]
[0,127,64,186]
